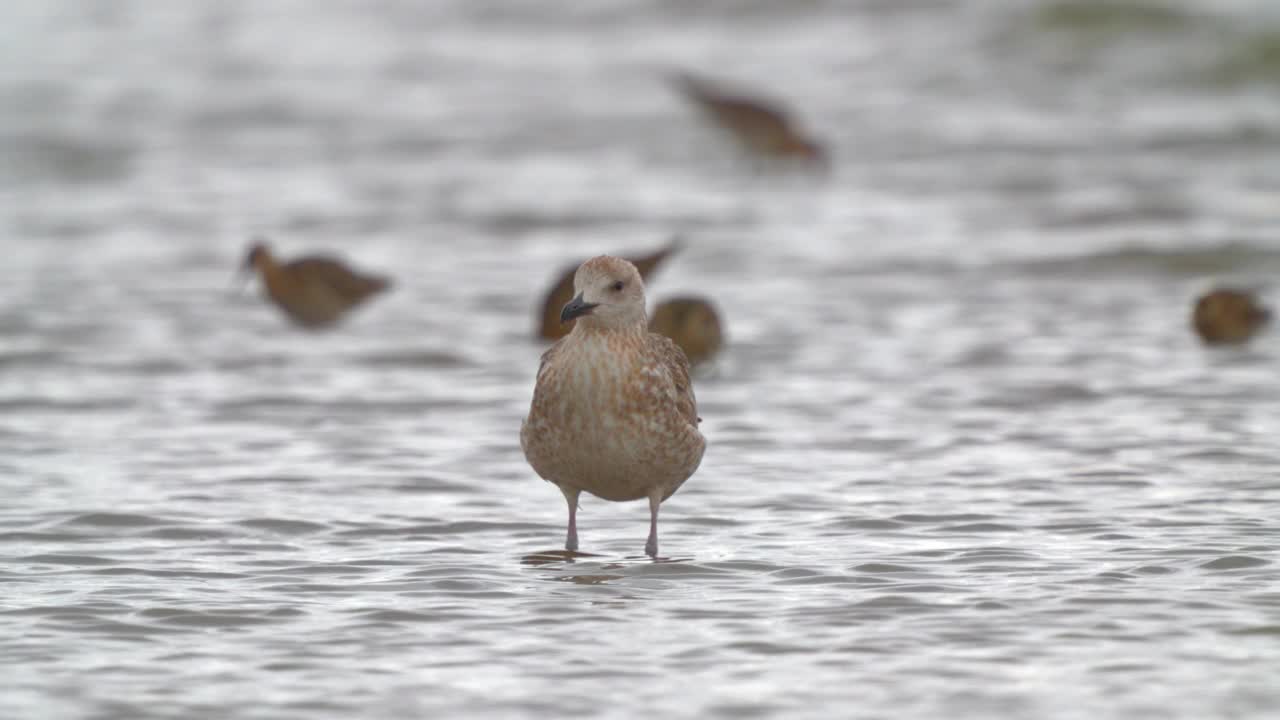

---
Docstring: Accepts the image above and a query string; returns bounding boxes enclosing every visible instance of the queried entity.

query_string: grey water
[2,1,1280,718]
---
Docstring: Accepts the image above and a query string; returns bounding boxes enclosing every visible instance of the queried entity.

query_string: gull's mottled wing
[645,332,699,427]
[535,339,565,383]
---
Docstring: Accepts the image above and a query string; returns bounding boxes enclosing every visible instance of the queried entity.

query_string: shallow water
[3,1,1280,718]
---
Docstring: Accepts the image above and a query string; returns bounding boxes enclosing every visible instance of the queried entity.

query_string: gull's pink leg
[644,491,662,557]
[561,486,580,552]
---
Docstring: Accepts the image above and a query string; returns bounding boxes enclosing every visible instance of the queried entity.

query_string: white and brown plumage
[521,256,706,557]
[671,70,828,169]
[241,240,391,329]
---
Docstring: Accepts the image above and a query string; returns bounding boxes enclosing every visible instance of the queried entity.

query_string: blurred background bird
[536,238,680,340]
[1191,288,1270,345]
[670,70,828,170]
[240,239,392,329]
[649,296,724,367]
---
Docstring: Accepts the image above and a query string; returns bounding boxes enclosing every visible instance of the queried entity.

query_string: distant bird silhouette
[671,70,827,169]
[241,239,391,329]
[1192,288,1270,345]
[536,239,679,340]
[649,296,724,367]
[522,256,705,557]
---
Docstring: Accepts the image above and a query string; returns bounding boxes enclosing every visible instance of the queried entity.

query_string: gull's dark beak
[560,292,598,324]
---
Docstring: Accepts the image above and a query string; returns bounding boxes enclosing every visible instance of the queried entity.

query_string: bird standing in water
[521,256,706,557]
[240,240,391,329]
[671,70,827,169]
[1192,288,1270,345]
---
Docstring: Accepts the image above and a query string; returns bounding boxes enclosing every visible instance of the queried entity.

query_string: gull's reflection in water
[521,549,623,584]
[552,573,622,585]
[521,549,689,585]
[520,549,599,566]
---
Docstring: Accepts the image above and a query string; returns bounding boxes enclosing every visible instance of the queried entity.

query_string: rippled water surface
[4,1,1280,718]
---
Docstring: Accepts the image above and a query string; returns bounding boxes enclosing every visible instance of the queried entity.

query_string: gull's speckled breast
[521,327,705,503]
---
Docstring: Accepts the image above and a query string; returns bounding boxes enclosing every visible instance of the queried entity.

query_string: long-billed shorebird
[671,70,827,169]
[241,240,391,329]
[521,256,706,557]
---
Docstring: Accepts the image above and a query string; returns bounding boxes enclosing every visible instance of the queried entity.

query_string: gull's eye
[611,281,624,292]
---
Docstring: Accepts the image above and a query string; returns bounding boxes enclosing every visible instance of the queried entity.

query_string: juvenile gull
[241,239,391,329]
[521,256,706,557]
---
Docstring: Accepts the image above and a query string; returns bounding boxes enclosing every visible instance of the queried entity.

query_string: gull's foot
[644,536,658,558]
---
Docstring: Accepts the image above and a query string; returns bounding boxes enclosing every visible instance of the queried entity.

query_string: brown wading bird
[241,240,391,329]
[536,239,679,340]
[1192,288,1270,345]
[671,70,827,168]
[521,256,705,557]
[649,296,724,367]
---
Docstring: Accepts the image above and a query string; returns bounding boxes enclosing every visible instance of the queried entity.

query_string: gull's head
[560,255,647,330]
